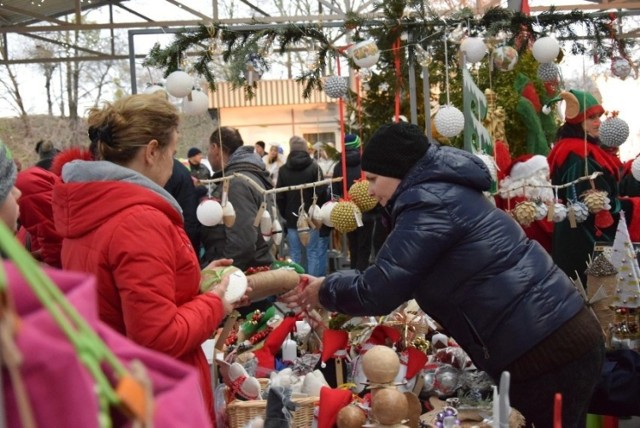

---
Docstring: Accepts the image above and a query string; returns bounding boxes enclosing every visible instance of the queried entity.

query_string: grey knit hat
[289,136,308,153]
[0,141,17,202]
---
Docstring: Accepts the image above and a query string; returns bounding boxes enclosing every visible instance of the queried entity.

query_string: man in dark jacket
[202,127,274,271]
[283,122,604,428]
[277,135,327,275]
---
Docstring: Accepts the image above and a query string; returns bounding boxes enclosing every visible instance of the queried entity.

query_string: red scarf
[548,138,620,181]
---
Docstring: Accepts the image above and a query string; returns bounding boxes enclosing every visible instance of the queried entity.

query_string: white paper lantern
[532,36,560,64]
[349,39,380,69]
[197,199,223,226]
[434,105,465,138]
[165,70,194,98]
[611,57,631,80]
[182,90,209,116]
[460,37,487,63]
[324,76,348,99]
[491,46,518,71]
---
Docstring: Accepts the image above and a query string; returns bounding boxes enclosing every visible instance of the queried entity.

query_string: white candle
[282,337,297,362]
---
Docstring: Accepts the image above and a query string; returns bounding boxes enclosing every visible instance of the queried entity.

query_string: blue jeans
[307,234,329,276]
[286,228,327,276]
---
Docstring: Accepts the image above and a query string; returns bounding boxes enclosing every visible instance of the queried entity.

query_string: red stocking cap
[321,329,349,364]
[317,386,353,428]
[367,325,401,346]
[254,315,298,369]
[404,347,428,380]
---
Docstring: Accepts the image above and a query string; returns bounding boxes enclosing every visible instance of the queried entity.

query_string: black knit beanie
[361,122,429,179]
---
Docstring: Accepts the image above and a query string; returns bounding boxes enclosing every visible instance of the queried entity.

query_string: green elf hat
[543,90,604,125]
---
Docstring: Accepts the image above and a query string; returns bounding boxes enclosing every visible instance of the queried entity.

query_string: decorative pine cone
[534,202,548,221]
[512,201,537,227]
[330,201,361,233]
[552,203,567,223]
[581,189,608,213]
[349,180,378,212]
[324,76,348,99]
[537,63,559,82]
[568,201,589,223]
[600,116,629,148]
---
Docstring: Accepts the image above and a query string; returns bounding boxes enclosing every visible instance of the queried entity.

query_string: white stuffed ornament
[182,90,209,115]
[196,199,223,226]
[222,201,236,227]
[632,156,640,181]
[611,57,632,80]
[460,37,487,63]
[308,202,323,229]
[165,70,193,98]
[551,203,568,223]
[534,202,548,221]
[319,201,337,227]
[532,36,560,63]
[271,207,283,245]
[434,105,465,138]
[600,115,629,148]
[143,83,165,95]
[259,209,272,242]
[324,76,348,99]
[349,39,380,69]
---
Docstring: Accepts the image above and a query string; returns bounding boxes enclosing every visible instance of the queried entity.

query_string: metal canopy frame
[0,0,639,66]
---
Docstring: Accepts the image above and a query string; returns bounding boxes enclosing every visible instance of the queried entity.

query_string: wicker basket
[227,396,317,427]
[226,380,318,428]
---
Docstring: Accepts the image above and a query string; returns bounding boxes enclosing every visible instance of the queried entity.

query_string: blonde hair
[87,93,179,164]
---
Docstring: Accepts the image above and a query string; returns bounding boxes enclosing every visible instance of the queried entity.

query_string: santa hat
[317,387,353,428]
[403,347,428,380]
[321,329,349,365]
[367,325,401,347]
[506,154,549,181]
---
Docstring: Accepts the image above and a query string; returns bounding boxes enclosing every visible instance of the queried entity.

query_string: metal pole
[422,67,431,140]
[407,33,418,125]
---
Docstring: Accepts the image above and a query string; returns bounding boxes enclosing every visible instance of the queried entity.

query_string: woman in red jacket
[52,93,232,426]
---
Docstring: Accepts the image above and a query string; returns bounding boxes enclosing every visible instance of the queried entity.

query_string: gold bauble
[330,201,361,233]
[349,180,378,212]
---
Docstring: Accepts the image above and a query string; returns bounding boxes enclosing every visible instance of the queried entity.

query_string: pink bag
[1,261,212,428]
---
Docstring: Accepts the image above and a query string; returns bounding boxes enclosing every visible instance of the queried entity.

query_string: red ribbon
[336,55,349,197]
[393,38,402,122]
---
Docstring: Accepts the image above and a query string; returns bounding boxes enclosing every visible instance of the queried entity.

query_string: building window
[303,132,336,145]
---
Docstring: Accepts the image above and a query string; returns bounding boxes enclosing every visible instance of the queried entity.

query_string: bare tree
[32,44,57,116]
[0,36,31,136]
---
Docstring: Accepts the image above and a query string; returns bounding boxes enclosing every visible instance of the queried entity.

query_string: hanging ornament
[308,202,323,229]
[143,83,165,95]
[415,45,430,68]
[581,188,610,213]
[534,202,548,221]
[222,201,236,227]
[434,105,465,138]
[319,201,337,227]
[611,57,632,80]
[297,207,311,247]
[537,63,560,82]
[324,76,349,99]
[330,201,361,233]
[165,70,194,98]
[349,39,380,69]
[259,209,273,242]
[491,46,518,72]
[196,199,223,226]
[243,53,266,86]
[460,37,487,63]
[348,180,378,213]
[512,201,537,227]
[270,205,283,245]
[358,68,373,83]
[600,113,630,147]
[552,202,568,223]
[632,157,640,181]
[568,202,589,223]
[182,90,209,116]
[532,36,560,64]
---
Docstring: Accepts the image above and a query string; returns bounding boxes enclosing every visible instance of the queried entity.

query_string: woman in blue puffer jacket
[283,122,604,428]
